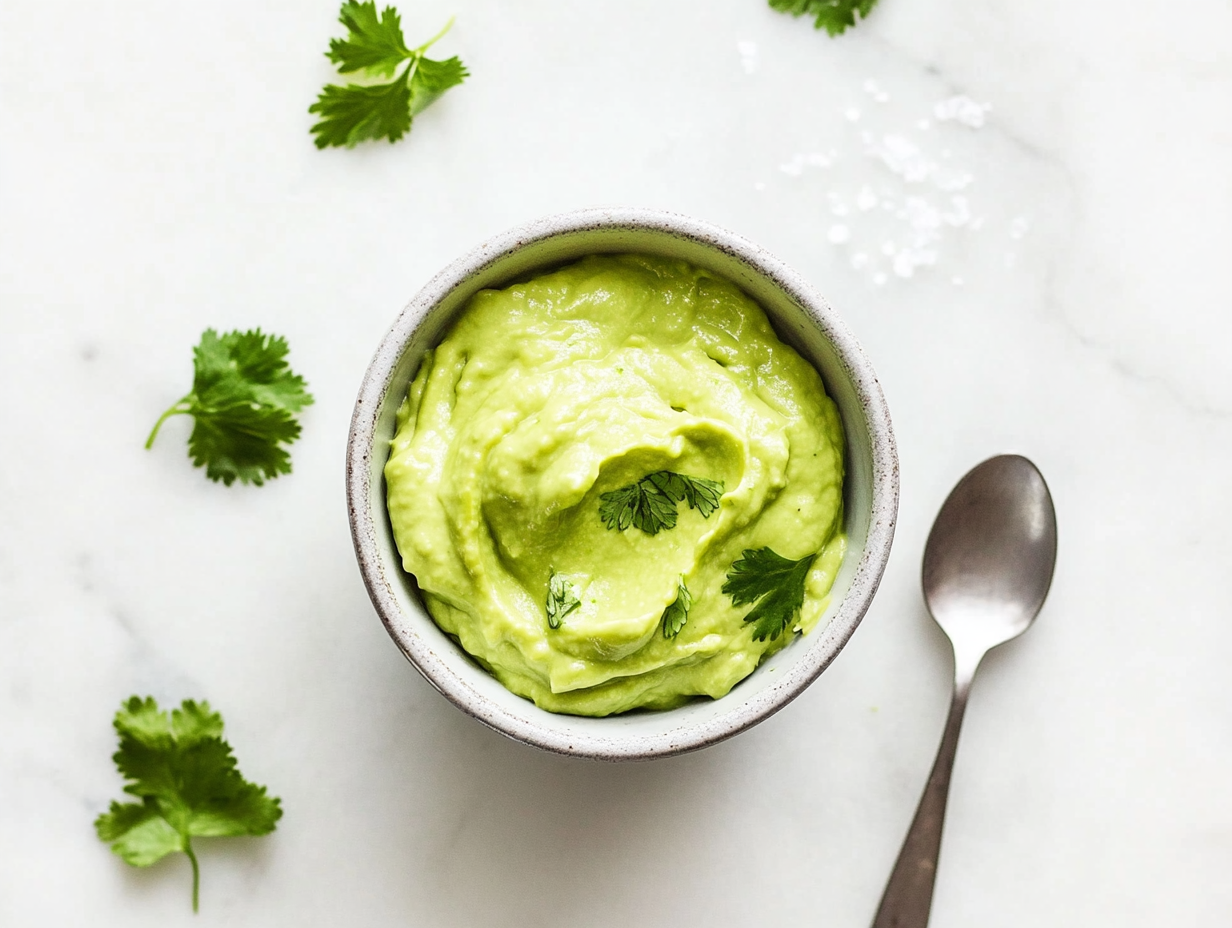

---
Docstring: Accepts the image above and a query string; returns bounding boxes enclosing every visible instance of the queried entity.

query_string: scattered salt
[933,95,990,129]
[773,80,1018,285]
[867,134,935,183]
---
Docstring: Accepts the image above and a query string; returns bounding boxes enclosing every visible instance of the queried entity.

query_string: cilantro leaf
[722,547,818,642]
[94,696,282,913]
[599,478,681,534]
[145,328,314,487]
[661,576,692,639]
[598,471,725,535]
[769,0,879,36]
[311,5,467,149]
[664,472,724,518]
[327,1,411,76]
[546,569,581,629]
[409,55,469,116]
[309,73,413,147]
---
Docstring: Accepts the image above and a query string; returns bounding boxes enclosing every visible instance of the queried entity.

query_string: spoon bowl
[872,454,1057,928]
[923,454,1057,651]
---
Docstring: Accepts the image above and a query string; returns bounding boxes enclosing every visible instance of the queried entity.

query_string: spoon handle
[871,648,981,928]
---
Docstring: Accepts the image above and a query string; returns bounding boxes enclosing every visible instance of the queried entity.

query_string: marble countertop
[2,0,1230,924]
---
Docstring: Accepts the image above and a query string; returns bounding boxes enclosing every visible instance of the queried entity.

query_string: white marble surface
[2,0,1230,924]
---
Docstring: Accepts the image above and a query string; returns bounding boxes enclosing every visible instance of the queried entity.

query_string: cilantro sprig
[546,569,581,629]
[599,471,724,536]
[722,547,818,641]
[661,576,692,639]
[769,0,879,36]
[94,697,282,913]
[310,2,468,148]
[146,328,313,487]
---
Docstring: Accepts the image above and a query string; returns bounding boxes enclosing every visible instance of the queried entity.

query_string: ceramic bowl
[347,208,898,760]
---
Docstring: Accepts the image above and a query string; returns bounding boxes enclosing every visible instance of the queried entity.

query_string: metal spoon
[871,454,1057,928]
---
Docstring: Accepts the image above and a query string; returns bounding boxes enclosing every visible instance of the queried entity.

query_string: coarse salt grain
[933,95,990,128]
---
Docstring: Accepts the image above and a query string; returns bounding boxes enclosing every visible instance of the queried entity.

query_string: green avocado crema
[385,254,846,716]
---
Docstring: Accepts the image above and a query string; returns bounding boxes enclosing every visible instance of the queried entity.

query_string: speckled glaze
[347,208,899,760]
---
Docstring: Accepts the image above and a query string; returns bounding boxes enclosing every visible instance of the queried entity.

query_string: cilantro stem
[415,16,455,53]
[401,57,418,87]
[145,397,194,449]
[184,838,200,913]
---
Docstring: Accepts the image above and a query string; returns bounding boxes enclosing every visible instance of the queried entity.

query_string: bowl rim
[347,207,899,760]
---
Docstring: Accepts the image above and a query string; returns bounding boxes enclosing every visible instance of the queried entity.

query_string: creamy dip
[385,254,845,716]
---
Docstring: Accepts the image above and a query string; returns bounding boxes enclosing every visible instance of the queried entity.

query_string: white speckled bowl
[347,208,898,760]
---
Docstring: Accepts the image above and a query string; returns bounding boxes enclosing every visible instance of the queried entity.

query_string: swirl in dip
[385,254,845,716]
